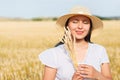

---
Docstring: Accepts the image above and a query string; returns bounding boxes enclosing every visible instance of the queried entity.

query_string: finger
[79,67,90,76]
[79,64,89,68]
[74,70,81,76]
[79,65,91,72]
[80,67,90,73]
[79,65,89,71]
[76,75,83,80]
[80,69,89,76]
[80,73,90,78]
[66,26,74,42]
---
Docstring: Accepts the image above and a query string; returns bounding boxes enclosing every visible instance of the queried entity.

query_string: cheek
[85,25,90,31]
[68,22,77,29]
[68,24,77,31]
[68,26,76,34]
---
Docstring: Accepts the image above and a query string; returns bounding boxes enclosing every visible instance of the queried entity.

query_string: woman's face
[67,15,91,40]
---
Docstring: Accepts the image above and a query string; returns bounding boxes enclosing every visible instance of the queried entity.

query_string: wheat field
[0,20,120,80]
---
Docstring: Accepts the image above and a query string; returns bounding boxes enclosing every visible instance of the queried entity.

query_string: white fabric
[39,43,109,80]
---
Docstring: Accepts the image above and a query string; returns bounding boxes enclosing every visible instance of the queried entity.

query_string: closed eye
[83,20,90,24]
[72,19,79,23]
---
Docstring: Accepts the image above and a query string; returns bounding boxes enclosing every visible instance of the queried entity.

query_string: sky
[0,0,120,19]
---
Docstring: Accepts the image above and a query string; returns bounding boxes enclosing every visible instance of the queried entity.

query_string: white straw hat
[56,6,103,37]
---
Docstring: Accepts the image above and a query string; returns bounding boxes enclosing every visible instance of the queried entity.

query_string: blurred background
[0,0,120,80]
[0,0,120,20]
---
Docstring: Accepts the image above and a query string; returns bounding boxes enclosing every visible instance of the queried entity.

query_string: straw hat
[56,6,103,37]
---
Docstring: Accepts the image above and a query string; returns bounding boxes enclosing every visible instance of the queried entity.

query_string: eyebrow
[70,18,79,21]
[71,18,90,22]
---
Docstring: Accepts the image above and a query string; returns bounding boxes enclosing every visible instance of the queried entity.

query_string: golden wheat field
[0,20,120,80]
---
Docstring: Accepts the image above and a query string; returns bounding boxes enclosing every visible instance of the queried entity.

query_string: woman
[39,6,112,80]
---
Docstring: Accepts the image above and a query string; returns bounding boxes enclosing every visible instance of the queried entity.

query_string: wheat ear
[62,27,78,69]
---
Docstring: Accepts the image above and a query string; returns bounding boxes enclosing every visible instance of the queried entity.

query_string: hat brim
[56,14,103,37]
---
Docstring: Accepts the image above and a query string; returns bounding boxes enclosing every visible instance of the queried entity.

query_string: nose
[78,22,83,29]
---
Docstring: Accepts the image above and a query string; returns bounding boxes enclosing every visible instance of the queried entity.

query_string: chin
[74,34,87,40]
[75,36,85,40]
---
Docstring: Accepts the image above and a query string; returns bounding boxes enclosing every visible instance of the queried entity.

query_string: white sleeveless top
[39,43,109,80]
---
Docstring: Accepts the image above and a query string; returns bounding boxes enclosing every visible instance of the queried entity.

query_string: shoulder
[89,43,106,50]
[91,43,109,63]
[38,44,65,68]
[43,44,64,53]
[89,43,108,58]
[89,43,107,56]
[39,44,64,57]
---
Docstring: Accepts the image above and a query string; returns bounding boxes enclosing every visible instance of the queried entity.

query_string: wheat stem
[62,27,78,70]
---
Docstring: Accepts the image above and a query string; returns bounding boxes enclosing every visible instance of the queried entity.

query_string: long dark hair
[55,18,93,47]
[84,20,92,42]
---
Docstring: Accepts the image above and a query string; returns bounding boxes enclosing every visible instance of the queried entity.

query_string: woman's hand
[78,64,99,79]
[72,70,83,80]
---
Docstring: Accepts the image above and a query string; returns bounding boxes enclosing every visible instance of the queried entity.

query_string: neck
[74,39,88,47]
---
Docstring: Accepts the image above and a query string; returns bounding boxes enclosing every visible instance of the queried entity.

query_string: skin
[42,15,112,80]
[42,66,57,80]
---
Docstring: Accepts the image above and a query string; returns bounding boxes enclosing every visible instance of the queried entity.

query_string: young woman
[39,6,112,80]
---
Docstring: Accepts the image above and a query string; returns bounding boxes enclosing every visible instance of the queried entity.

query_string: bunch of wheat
[61,27,78,69]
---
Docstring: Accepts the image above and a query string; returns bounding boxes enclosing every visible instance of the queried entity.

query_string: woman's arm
[43,65,57,80]
[98,63,112,80]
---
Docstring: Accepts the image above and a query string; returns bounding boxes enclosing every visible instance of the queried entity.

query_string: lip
[76,31,84,34]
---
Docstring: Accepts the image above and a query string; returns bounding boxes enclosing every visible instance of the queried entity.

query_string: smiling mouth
[76,31,83,34]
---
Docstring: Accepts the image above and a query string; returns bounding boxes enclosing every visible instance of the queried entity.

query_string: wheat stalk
[62,27,78,70]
